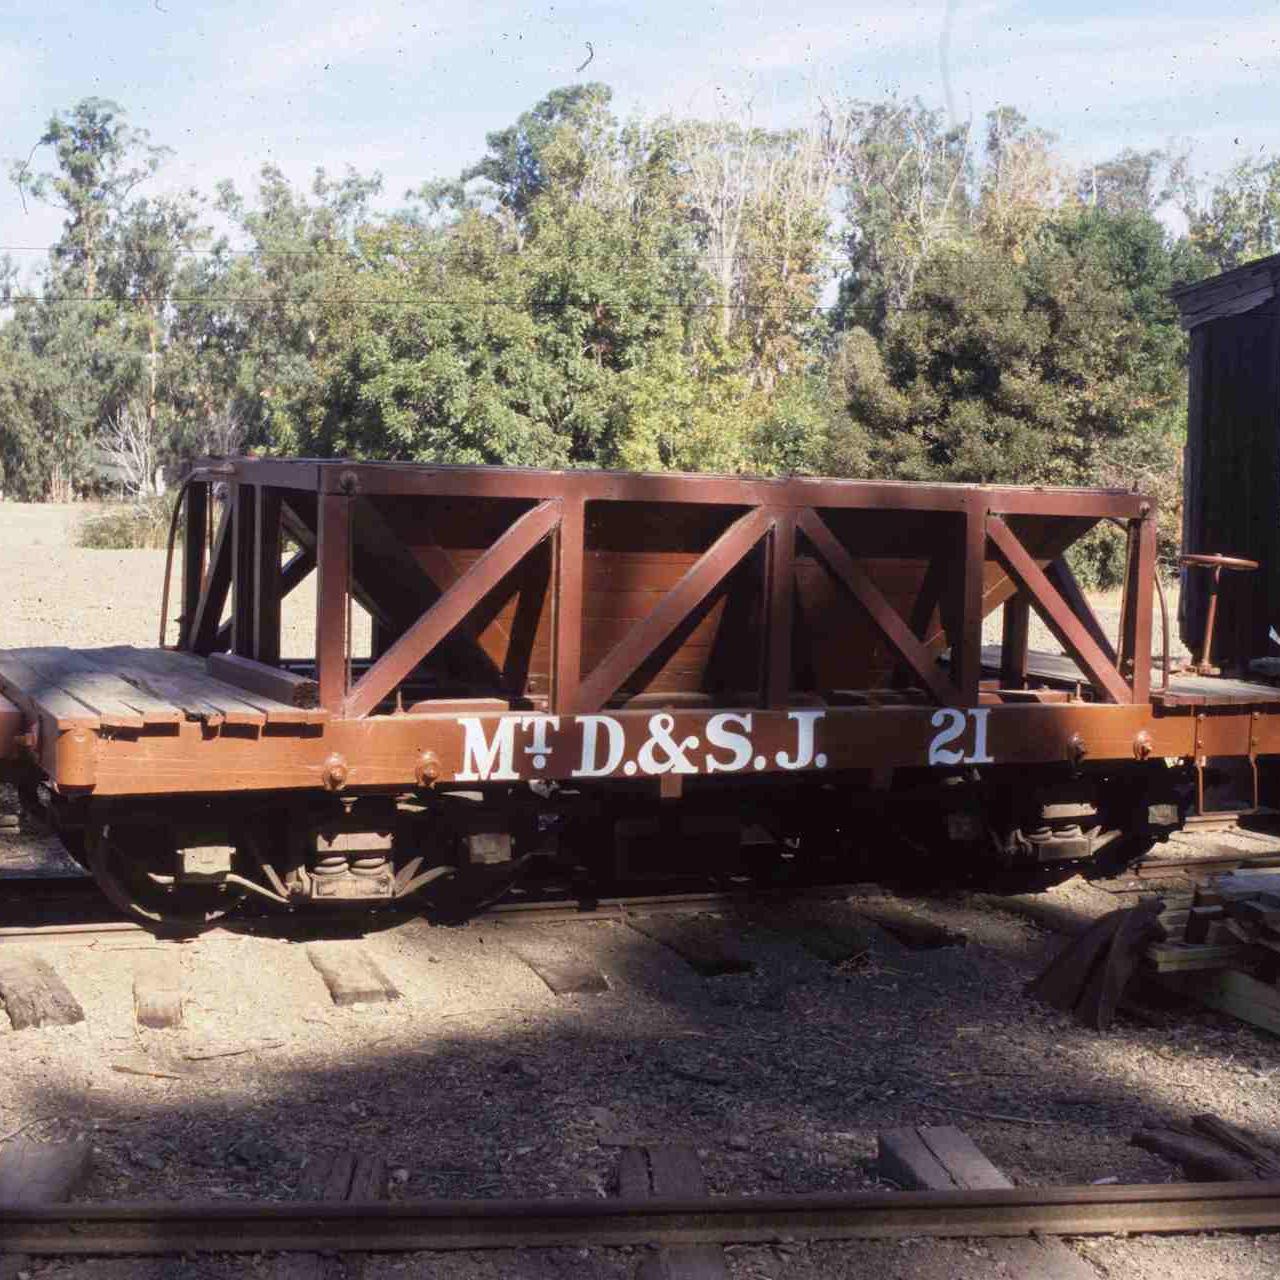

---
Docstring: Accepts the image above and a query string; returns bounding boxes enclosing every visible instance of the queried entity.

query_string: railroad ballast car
[3,458,1279,931]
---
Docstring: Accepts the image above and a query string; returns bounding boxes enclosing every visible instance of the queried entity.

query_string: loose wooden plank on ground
[307,944,400,1007]
[1169,968,1280,1036]
[133,955,183,1030]
[626,915,753,976]
[0,955,85,1030]
[498,929,609,995]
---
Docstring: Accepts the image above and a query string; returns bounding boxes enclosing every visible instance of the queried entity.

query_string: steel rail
[3,1183,1280,1255]
[0,880,870,945]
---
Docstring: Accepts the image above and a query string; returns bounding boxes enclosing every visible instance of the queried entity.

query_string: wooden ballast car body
[3,458,1278,929]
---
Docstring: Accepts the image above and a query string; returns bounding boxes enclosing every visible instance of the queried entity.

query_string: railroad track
[0,873,884,945]
[4,1182,1280,1255]
[2,840,1278,946]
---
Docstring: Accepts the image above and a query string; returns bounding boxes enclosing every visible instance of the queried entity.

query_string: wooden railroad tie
[626,915,753,977]
[277,1150,389,1279]
[133,955,184,1030]
[0,1139,92,1280]
[306,944,400,1008]
[875,1126,1094,1279]
[1134,1113,1280,1183]
[617,1143,728,1280]
[498,929,609,995]
[752,906,874,966]
[0,955,85,1031]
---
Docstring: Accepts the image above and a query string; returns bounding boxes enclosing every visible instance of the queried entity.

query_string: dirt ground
[0,500,1270,1279]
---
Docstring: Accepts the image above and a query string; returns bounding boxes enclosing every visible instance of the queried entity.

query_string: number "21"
[928,708,994,766]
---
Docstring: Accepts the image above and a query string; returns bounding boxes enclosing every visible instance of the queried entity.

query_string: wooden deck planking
[92,647,324,725]
[979,644,1280,706]
[6,646,181,727]
[0,652,100,730]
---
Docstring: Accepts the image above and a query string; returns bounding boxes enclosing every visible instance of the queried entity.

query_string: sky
[2,0,1279,269]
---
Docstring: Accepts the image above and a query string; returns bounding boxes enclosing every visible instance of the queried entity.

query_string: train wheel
[86,819,242,933]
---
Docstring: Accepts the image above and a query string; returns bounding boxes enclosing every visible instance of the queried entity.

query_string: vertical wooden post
[766,510,795,708]
[254,486,283,665]
[1000,595,1030,690]
[1121,510,1157,703]
[954,498,987,706]
[231,483,257,657]
[179,480,208,650]
[553,496,584,716]
[316,494,351,712]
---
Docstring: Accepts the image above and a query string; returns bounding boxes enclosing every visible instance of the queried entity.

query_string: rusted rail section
[3,1183,1280,1255]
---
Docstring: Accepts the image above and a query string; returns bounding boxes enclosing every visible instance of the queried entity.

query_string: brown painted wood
[133,955,183,1030]
[1043,557,1118,663]
[306,944,400,1007]
[189,502,234,655]
[254,486,283,665]
[797,509,960,705]
[765,511,796,708]
[215,545,314,653]
[208,653,319,709]
[1000,596,1030,690]
[232,483,258,657]
[0,1141,91,1206]
[553,494,585,715]
[987,516,1132,704]
[954,499,988,706]
[344,500,561,718]
[352,496,509,682]
[578,506,773,714]
[1125,514,1157,703]
[179,480,208,650]
[0,955,85,1029]
[316,495,352,712]
[246,456,1146,519]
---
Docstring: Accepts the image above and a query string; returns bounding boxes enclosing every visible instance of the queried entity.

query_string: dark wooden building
[1172,253,1280,667]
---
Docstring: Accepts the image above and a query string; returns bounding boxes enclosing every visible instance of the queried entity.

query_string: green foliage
[1187,155,1280,271]
[0,85,1235,578]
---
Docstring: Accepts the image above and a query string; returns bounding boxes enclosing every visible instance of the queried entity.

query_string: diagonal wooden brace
[343,500,561,718]
[987,515,1131,704]
[577,506,774,714]
[188,503,233,655]
[797,508,962,706]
